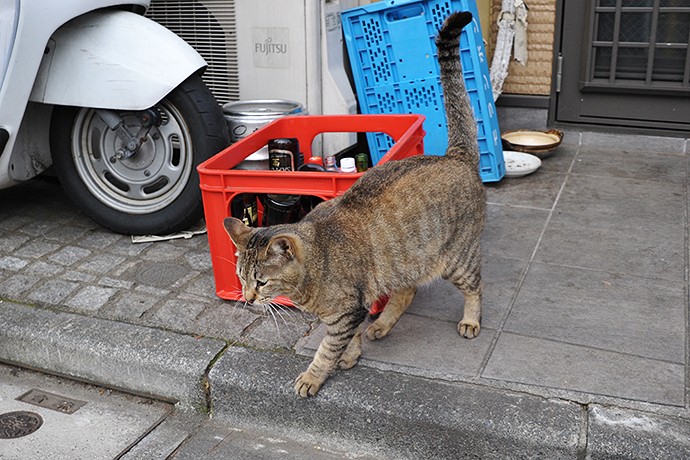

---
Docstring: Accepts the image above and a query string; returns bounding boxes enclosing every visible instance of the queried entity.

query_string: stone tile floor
[0,129,688,414]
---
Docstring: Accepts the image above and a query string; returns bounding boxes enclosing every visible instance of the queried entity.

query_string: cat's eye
[256,279,267,288]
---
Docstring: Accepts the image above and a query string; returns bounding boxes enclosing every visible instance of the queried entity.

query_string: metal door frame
[548,0,690,136]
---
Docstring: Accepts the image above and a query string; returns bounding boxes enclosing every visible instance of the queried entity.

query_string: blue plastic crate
[342,0,504,182]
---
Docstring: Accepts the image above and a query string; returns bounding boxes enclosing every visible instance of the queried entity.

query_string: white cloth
[489,0,529,101]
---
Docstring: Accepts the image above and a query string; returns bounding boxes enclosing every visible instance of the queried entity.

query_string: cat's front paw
[458,320,480,339]
[294,371,324,397]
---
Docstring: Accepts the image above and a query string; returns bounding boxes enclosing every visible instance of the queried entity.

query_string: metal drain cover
[0,411,43,439]
[17,389,86,414]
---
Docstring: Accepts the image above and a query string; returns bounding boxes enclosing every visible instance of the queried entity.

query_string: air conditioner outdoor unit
[146,0,358,155]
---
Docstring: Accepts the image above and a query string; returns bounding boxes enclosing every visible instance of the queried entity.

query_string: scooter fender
[29,9,206,111]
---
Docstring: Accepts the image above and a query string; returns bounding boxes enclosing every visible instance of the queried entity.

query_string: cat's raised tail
[436,11,479,168]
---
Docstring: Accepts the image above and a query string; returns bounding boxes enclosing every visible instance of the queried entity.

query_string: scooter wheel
[50,74,229,235]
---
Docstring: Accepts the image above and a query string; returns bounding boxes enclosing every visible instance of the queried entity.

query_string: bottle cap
[306,156,324,166]
[355,153,368,172]
[340,157,357,173]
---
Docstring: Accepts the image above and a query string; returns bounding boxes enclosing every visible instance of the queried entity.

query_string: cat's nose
[244,289,257,304]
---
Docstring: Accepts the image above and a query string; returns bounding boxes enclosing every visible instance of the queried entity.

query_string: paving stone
[555,174,683,226]
[183,275,220,300]
[483,332,685,406]
[134,262,190,288]
[16,221,55,237]
[487,143,576,203]
[58,270,97,284]
[49,246,92,266]
[149,298,207,332]
[111,260,141,278]
[168,420,373,460]
[109,291,161,320]
[536,209,684,281]
[28,279,79,305]
[134,285,170,297]
[24,261,64,276]
[109,239,151,257]
[193,303,261,340]
[0,234,30,252]
[0,274,40,297]
[14,240,60,258]
[77,230,122,249]
[505,262,685,363]
[536,174,685,281]
[169,270,200,290]
[572,147,686,183]
[485,167,570,210]
[142,243,188,261]
[66,286,119,312]
[0,256,29,271]
[43,224,91,244]
[482,204,550,260]
[184,252,213,271]
[120,413,204,460]
[0,215,32,231]
[243,311,313,350]
[580,131,686,155]
[78,254,127,275]
[98,277,135,290]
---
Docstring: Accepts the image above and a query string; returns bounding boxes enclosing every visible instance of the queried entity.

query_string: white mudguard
[29,9,206,111]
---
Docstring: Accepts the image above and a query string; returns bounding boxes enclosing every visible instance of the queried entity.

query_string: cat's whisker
[269,300,296,319]
[266,302,291,327]
[263,303,281,331]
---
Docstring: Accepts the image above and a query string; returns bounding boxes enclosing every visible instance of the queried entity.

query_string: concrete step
[209,347,584,459]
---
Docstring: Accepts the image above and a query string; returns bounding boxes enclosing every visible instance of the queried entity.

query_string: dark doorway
[553,0,690,133]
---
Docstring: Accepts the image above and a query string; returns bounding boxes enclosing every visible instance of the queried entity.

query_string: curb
[209,347,583,459]
[0,301,226,411]
[208,348,690,459]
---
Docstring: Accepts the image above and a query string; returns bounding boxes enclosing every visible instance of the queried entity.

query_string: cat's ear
[223,217,253,250]
[266,235,302,263]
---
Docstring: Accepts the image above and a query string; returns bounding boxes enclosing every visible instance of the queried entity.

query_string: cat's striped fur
[224,11,485,397]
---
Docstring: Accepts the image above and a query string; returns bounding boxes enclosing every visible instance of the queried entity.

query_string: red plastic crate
[198,114,425,302]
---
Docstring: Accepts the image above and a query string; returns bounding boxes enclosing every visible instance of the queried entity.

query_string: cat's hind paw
[294,371,324,397]
[337,354,359,370]
[458,320,480,339]
[365,322,391,340]
[337,345,361,370]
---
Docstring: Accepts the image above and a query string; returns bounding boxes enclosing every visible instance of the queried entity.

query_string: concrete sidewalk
[1,130,689,458]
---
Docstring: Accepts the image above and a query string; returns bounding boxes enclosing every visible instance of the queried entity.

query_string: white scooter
[0,0,230,234]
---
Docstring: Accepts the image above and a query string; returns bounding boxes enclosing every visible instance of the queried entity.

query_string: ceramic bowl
[503,151,542,178]
[501,129,563,159]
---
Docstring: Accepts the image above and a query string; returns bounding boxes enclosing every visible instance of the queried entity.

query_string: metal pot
[223,100,307,169]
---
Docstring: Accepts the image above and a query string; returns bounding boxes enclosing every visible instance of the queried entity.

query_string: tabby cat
[224,11,485,397]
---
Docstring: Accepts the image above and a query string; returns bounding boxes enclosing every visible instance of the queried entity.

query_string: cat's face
[224,218,303,304]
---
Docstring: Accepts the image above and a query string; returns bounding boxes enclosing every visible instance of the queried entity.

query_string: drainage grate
[17,389,87,414]
[0,411,43,439]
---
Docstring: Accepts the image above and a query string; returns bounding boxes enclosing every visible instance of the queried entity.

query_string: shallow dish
[501,129,563,158]
[503,151,542,177]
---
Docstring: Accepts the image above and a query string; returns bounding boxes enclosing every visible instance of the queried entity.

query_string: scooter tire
[50,74,229,235]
